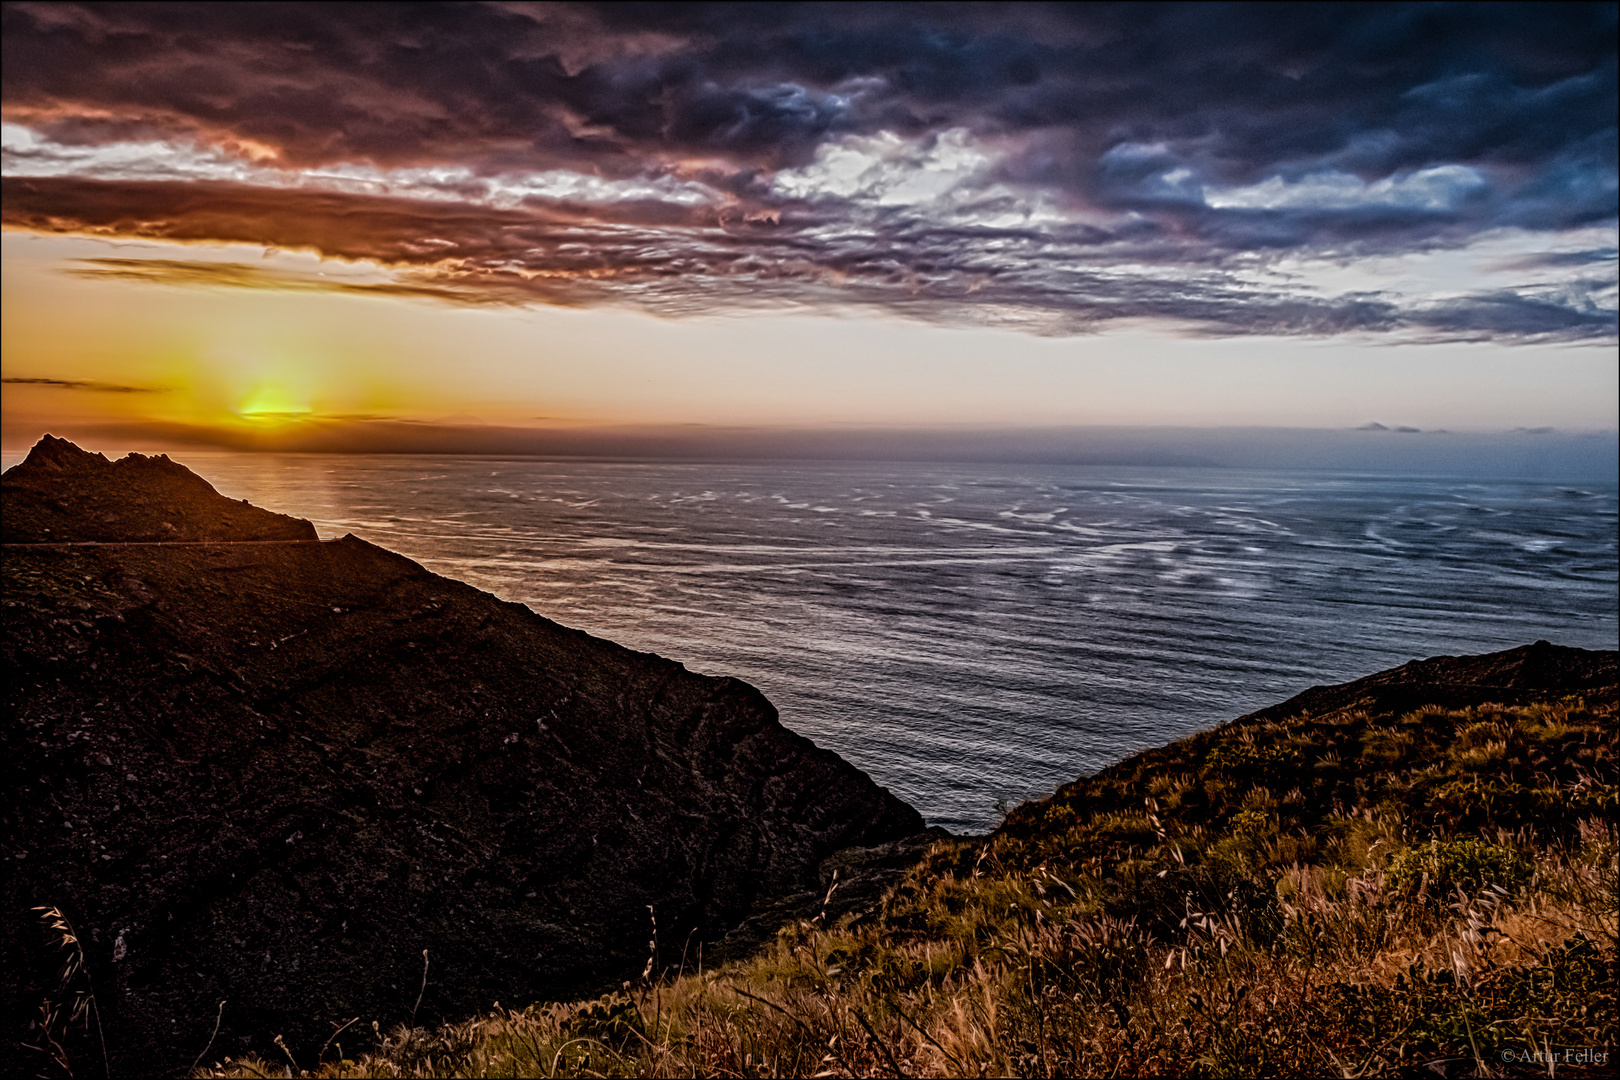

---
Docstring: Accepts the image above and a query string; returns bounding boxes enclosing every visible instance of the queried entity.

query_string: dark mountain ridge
[2,434,316,544]
[1232,639,1617,723]
[2,437,922,1076]
[1001,639,1616,846]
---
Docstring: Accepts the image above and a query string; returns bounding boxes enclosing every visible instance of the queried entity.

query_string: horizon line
[4,422,1616,483]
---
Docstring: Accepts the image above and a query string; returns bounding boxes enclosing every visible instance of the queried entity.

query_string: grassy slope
[192,683,1617,1079]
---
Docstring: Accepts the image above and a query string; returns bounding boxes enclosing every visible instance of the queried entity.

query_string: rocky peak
[2,433,317,543]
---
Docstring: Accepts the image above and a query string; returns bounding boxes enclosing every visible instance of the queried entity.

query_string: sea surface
[14,451,1617,833]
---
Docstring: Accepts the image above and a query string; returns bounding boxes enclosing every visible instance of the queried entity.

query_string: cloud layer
[2,375,163,393]
[3,2,1615,339]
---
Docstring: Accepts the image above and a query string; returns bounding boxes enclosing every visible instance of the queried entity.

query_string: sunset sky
[2,2,1615,458]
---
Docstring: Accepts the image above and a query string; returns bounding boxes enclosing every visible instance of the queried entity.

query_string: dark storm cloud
[2,1,1615,338]
[1489,248,1619,271]
[7,174,1611,341]
[9,3,1610,186]
[1415,288,1620,341]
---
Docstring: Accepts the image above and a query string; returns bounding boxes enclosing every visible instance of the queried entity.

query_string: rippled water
[16,451,1616,832]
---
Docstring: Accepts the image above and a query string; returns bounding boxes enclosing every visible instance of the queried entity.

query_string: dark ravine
[1,437,923,1076]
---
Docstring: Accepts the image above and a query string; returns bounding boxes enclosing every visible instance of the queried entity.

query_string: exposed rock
[1,437,923,1076]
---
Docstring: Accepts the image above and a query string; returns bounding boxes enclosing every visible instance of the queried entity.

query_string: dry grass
[190,694,1616,1078]
[24,905,110,1079]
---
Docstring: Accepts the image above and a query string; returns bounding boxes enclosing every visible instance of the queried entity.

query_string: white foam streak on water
[14,451,1614,833]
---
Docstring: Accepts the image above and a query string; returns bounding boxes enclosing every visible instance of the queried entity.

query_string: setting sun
[236,382,313,424]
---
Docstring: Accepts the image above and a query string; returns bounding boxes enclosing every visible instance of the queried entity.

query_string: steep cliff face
[1,438,923,1076]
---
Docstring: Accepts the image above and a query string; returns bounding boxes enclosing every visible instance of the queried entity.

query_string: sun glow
[236,382,313,424]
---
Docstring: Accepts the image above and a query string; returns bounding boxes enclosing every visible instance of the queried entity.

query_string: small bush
[1359,725,1415,765]
[1385,838,1532,901]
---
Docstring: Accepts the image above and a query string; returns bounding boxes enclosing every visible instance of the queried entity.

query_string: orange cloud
[64,256,521,307]
[3,175,757,310]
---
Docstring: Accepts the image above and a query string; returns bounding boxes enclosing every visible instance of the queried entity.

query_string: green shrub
[1206,738,1289,771]
[1228,807,1275,837]
[1385,839,1532,901]
[1359,726,1414,765]
[1040,802,1076,830]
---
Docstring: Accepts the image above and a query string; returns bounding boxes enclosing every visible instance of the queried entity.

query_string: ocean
[12,451,1617,833]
